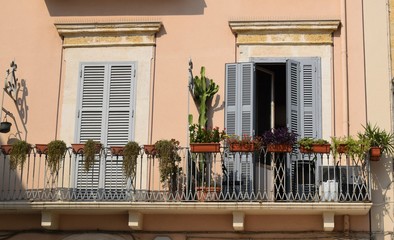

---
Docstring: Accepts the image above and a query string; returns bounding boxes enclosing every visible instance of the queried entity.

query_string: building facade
[0,0,392,239]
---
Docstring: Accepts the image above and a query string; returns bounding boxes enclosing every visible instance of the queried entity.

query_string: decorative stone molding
[55,22,162,48]
[229,20,340,45]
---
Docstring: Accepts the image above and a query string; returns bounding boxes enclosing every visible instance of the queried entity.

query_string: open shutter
[224,63,255,195]
[76,64,106,191]
[105,64,134,190]
[286,60,300,136]
[286,58,321,138]
[300,59,321,138]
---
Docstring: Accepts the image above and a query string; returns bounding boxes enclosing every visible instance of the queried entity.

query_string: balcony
[0,145,372,230]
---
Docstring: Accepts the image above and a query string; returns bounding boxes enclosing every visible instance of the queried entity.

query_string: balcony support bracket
[41,211,58,230]
[129,211,143,230]
[323,212,335,231]
[233,211,245,231]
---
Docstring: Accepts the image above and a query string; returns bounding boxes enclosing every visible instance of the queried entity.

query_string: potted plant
[155,139,182,193]
[46,140,67,173]
[72,139,102,172]
[262,127,298,153]
[189,124,225,153]
[122,141,141,179]
[9,140,31,170]
[226,134,262,152]
[298,137,330,154]
[143,144,156,156]
[358,123,394,161]
[331,136,369,159]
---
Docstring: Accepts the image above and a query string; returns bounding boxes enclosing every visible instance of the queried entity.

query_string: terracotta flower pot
[267,144,293,153]
[1,145,12,155]
[110,146,124,156]
[143,144,156,155]
[369,147,381,161]
[229,143,255,152]
[196,186,221,201]
[190,143,220,153]
[35,144,48,154]
[337,144,348,154]
[71,143,102,154]
[300,144,331,154]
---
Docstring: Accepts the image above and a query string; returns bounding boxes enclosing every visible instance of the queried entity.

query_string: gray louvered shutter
[104,64,134,190]
[225,63,237,136]
[300,59,321,138]
[77,64,107,190]
[224,63,254,194]
[286,58,321,138]
[286,60,300,136]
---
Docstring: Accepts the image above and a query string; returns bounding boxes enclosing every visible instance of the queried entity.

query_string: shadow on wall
[44,0,207,16]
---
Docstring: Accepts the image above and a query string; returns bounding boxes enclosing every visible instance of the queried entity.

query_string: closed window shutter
[105,64,134,190]
[77,65,106,190]
[225,63,237,135]
[76,63,135,192]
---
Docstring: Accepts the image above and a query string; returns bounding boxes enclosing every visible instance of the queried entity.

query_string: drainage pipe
[341,0,350,136]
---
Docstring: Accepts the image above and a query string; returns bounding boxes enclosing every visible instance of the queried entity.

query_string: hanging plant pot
[110,146,125,156]
[35,144,48,154]
[190,143,220,153]
[1,145,12,155]
[229,143,255,152]
[369,147,381,161]
[267,144,293,153]
[143,144,156,155]
[0,122,11,133]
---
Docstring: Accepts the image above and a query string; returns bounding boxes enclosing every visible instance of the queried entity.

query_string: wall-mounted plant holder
[0,114,11,133]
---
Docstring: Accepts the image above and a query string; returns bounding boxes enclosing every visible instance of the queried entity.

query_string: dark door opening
[255,63,287,136]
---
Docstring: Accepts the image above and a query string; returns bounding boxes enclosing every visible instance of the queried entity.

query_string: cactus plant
[191,67,219,128]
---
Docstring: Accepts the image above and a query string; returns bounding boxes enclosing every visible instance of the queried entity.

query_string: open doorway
[255,63,287,136]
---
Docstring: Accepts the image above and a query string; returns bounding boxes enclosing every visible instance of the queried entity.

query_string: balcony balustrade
[0,146,371,203]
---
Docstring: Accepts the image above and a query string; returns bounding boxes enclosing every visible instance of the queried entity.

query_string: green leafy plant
[122,141,140,179]
[47,140,67,173]
[9,140,31,170]
[331,136,369,158]
[155,139,182,189]
[298,137,329,150]
[83,139,101,172]
[358,123,394,156]
[189,124,226,143]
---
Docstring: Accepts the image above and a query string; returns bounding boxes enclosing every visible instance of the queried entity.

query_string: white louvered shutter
[104,64,134,190]
[77,65,107,190]
[76,63,135,193]
[225,63,237,136]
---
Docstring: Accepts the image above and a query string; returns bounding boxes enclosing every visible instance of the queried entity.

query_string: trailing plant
[122,141,140,179]
[47,140,67,173]
[189,124,226,143]
[262,127,298,145]
[83,139,100,172]
[9,140,30,170]
[155,139,182,187]
[358,123,394,156]
[190,66,219,128]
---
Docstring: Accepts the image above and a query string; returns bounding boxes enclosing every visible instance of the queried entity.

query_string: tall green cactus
[191,67,219,128]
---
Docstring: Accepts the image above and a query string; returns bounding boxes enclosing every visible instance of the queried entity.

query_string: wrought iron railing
[0,146,371,202]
